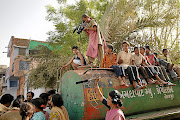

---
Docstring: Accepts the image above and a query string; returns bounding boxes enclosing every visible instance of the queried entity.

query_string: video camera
[73,21,86,34]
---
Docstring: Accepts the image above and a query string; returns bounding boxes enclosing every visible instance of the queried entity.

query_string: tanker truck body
[60,69,180,120]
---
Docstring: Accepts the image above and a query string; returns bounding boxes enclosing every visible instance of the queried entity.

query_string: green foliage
[28,58,70,89]
[28,0,109,89]
[29,0,180,89]
[45,0,109,56]
[100,0,180,65]
[27,45,71,89]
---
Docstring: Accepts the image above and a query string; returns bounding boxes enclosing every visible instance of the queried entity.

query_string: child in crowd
[132,47,156,84]
[25,92,34,102]
[95,78,125,120]
[63,46,86,70]
[17,95,24,101]
[49,94,69,120]
[20,102,34,120]
[31,98,46,120]
[47,90,56,111]
[117,41,145,90]
[0,94,14,116]
[39,93,50,120]
[0,98,23,120]
[101,44,128,86]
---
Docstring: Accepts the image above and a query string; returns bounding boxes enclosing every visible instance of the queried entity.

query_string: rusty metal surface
[73,70,116,80]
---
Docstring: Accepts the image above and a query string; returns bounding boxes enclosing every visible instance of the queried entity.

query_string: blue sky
[0,0,75,66]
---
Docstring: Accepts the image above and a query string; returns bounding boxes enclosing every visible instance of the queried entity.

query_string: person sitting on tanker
[63,46,86,70]
[117,41,145,90]
[82,14,104,64]
[158,49,178,82]
[140,47,169,85]
[145,46,175,86]
[95,78,125,120]
[101,44,128,86]
[153,52,159,66]
[132,47,156,84]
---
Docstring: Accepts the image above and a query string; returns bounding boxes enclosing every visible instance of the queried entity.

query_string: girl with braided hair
[95,79,125,120]
[31,98,46,120]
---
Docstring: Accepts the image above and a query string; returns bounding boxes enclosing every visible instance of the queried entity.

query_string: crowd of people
[0,89,125,120]
[64,41,179,90]
[63,14,179,90]
[0,14,179,120]
[63,14,179,120]
[0,90,69,120]
[61,42,179,119]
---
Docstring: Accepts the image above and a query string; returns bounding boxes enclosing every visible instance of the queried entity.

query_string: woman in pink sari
[95,78,125,120]
[82,14,104,64]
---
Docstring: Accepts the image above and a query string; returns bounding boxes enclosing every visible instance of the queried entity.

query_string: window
[10,81,18,87]
[19,61,30,70]
[19,48,26,55]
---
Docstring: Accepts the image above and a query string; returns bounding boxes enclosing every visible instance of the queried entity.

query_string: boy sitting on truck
[101,44,128,86]
[117,41,145,90]
[63,46,86,70]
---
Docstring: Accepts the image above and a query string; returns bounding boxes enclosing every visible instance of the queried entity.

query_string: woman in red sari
[82,14,104,64]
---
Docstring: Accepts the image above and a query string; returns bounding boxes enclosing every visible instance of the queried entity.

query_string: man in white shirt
[132,47,156,84]
[117,41,145,90]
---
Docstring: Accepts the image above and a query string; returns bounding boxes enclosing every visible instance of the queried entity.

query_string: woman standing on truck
[82,14,104,64]
[95,78,125,120]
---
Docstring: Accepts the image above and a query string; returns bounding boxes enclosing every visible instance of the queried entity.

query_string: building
[5,36,58,98]
[0,65,8,95]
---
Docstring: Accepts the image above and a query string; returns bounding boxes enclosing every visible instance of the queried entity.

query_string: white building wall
[2,87,18,99]
[24,75,45,100]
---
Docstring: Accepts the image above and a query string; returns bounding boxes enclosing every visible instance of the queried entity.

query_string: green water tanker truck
[59,68,180,120]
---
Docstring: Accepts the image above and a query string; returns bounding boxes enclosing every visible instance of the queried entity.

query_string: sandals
[134,85,146,90]
[165,81,176,86]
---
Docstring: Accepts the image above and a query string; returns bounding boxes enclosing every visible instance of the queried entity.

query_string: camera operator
[82,14,104,64]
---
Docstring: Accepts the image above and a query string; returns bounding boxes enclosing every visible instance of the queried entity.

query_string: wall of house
[17,76,25,95]
[24,75,46,99]
[9,46,14,76]
[13,46,19,62]
[3,87,18,99]
[6,37,50,97]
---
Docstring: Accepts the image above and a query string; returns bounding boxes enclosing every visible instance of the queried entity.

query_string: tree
[46,0,109,56]
[100,0,180,65]
[28,0,109,89]
[27,45,71,89]
[29,0,180,89]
